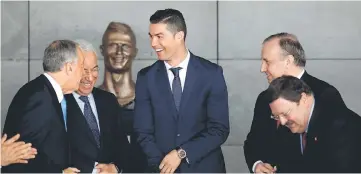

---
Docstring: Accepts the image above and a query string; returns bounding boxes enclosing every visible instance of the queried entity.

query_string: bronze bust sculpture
[99,22,138,109]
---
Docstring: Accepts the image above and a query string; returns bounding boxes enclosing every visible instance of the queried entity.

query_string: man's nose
[280,117,288,125]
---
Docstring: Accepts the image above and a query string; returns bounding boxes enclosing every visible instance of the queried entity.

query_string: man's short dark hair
[150,8,187,40]
[266,75,313,104]
[263,32,306,67]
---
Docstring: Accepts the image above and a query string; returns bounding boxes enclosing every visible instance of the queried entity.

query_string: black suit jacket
[2,74,69,173]
[279,99,361,173]
[244,71,347,172]
[66,88,130,173]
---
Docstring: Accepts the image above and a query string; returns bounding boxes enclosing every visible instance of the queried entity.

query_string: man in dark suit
[2,40,85,173]
[243,33,347,173]
[65,39,130,173]
[134,9,229,173]
[266,75,361,173]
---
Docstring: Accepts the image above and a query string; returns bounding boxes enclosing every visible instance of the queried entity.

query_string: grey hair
[74,39,97,56]
[263,32,306,67]
[43,40,79,72]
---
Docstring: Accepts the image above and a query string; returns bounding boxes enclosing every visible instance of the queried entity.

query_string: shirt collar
[72,91,94,102]
[43,73,64,103]
[305,97,315,133]
[164,49,190,70]
[296,69,305,79]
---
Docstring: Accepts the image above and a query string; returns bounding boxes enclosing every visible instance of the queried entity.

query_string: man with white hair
[2,40,84,173]
[65,39,130,173]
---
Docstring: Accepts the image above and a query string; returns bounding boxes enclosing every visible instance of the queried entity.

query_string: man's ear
[64,62,73,75]
[175,31,184,41]
[301,92,308,104]
[286,55,295,66]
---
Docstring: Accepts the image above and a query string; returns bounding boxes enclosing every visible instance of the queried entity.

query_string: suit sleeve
[243,92,275,171]
[133,71,164,167]
[111,95,132,173]
[319,87,361,172]
[181,66,230,164]
[2,91,63,172]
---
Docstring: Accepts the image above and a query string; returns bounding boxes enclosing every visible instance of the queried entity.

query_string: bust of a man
[99,22,138,109]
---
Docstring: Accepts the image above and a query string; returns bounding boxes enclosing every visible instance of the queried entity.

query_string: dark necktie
[302,132,307,153]
[79,96,100,148]
[170,67,183,111]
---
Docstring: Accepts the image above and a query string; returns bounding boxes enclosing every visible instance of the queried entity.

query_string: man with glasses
[244,32,347,173]
[65,39,130,173]
[266,75,361,173]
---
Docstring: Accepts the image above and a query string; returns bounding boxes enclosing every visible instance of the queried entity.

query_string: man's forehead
[271,97,291,107]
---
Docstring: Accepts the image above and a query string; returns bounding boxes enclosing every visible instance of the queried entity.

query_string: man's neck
[287,67,305,79]
[100,70,135,106]
[165,47,188,67]
[46,72,69,94]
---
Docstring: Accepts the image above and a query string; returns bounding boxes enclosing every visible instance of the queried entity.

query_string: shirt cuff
[252,160,263,173]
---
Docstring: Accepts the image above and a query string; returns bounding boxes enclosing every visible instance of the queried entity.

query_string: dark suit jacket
[133,52,230,173]
[243,71,347,172]
[65,88,130,173]
[118,107,148,173]
[277,98,361,173]
[2,74,69,173]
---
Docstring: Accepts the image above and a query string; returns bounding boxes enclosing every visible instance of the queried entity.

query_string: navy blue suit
[133,52,229,173]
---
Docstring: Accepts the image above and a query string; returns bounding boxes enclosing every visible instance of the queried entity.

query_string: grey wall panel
[306,60,361,115]
[219,1,361,60]
[1,61,28,130]
[29,1,217,60]
[1,1,28,60]
[221,145,248,173]
[220,60,268,145]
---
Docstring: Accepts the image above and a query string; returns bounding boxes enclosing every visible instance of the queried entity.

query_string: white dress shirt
[72,92,101,131]
[163,49,190,91]
[43,73,64,103]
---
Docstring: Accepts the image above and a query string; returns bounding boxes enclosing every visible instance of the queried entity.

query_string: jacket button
[177,134,180,137]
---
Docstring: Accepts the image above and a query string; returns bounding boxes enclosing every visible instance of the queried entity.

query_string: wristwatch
[176,147,187,159]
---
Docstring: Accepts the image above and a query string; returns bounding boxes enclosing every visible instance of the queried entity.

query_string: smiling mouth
[80,82,92,87]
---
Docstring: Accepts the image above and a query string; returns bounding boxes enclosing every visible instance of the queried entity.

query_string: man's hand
[1,134,38,166]
[159,150,181,174]
[95,163,118,174]
[63,167,80,174]
[255,162,277,174]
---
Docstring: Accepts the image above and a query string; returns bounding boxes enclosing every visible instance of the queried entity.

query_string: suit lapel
[179,54,199,118]
[66,93,99,148]
[42,74,66,131]
[302,100,321,156]
[156,61,179,120]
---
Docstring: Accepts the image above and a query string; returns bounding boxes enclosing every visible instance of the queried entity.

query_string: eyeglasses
[271,107,293,121]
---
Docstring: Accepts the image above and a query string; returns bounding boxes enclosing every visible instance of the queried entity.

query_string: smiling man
[65,39,130,173]
[243,32,349,173]
[266,75,361,173]
[133,8,229,173]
